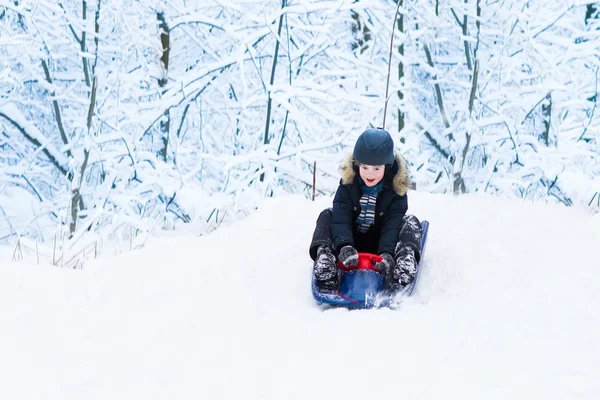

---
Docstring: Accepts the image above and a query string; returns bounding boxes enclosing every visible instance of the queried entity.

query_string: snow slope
[0,192,599,400]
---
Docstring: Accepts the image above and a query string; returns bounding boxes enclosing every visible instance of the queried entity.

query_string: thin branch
[41,59,72,157]
[0,111,68,176]
[450,9,463,28]
[479,102,518,151]
[277,110,289,156]
[20,174,44,203]
[142,72,221,138]
[0,204,16,239]
[57,1,82,43]
[175,103,192,139]
[87,75,97,130]
[532,6,573,39]
[424,44,451,131]
[263,0,286,147]
[578,67,598,142]
[170,17,226,32]
[415,122,451,160]
[523,95,548,122]
[469,60,479,114]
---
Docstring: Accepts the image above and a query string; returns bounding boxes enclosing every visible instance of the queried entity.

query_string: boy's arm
[377,194,408,255]
[331,185,354,252]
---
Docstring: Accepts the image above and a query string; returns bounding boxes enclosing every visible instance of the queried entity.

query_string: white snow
[0,191,599,400]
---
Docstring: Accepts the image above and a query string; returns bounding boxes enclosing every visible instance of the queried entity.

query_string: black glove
[375,252,395,273]
[338,245,359,267]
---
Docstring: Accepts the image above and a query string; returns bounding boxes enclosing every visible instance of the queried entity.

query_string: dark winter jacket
[331,153,411,256]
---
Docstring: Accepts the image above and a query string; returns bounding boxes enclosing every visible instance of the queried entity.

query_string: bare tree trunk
[157,11,171,163]
[453,60,479,194]
[277,11,294,157]
[397,0,405,136]
[542,92,552,146]
[69,151,88,237]
[92,0,102,77]
[474,0,481,60]
[261,0,286,182]
[81,0,91,87]
[59,0,99,88]
[469,61,479,115]
[70,76,96,238]
[462,0,473,71]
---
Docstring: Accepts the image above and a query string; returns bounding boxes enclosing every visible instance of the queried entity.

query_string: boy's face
[358,164,385,187]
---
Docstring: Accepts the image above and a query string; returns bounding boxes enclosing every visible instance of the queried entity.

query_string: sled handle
[338,252,383,272]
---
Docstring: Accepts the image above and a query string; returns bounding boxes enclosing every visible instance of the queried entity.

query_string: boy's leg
[387,215,422,290]
[309,209,338,290]
[397,214,422,262]
[308,208,335,260]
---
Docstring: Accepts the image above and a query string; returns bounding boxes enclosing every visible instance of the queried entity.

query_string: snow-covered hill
[1,192,599,400]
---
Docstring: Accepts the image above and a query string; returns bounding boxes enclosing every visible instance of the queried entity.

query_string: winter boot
[386,246,417,291]
[313,246,338,291]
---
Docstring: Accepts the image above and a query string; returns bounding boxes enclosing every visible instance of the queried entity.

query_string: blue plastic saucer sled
[312,220,429,309]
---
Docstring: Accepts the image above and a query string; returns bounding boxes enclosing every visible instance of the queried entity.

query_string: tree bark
[81,0,91,87]
[541,92,552,146]
[463,0,473,71]
[69,76,96,238]
[261,0,286,182]
[157,12,171,163]
[397,0,405,135]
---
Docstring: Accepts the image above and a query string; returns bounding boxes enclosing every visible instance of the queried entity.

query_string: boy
[309,128,422,291]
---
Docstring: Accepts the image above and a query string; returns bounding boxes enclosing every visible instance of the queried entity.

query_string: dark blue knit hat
[353,128,395,165]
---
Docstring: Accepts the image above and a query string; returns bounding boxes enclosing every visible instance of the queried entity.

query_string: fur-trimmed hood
[339,152,411,196]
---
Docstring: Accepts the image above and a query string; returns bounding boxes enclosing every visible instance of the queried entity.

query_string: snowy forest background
[1,0,599,262]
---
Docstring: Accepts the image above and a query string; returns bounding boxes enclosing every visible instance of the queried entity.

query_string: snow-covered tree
[0,0,598,251]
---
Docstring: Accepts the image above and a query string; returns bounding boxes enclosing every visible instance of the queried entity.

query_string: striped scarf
[356,180,384,233]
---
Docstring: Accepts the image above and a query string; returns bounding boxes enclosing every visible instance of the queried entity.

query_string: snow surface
[1,192,599,400]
